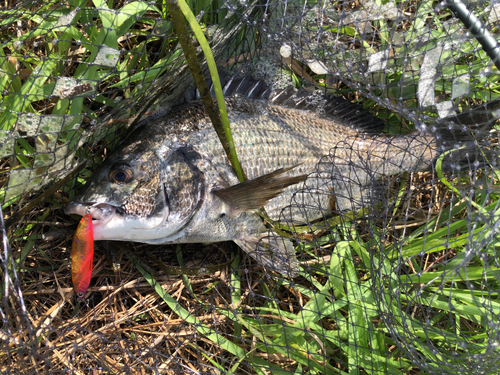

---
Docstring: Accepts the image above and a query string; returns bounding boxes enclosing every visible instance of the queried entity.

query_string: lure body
[71,213,94,299]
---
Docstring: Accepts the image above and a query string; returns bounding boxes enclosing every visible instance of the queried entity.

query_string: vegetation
[1,0,499,373]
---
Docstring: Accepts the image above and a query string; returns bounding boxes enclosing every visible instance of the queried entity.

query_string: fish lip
[65,202,122,225]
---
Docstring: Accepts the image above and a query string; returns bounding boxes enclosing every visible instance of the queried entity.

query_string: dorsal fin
[269,87,387,133]
[187,73,386,134]
[189,73,273,101]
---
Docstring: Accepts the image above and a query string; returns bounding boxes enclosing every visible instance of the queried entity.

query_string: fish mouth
[65,202,122,225]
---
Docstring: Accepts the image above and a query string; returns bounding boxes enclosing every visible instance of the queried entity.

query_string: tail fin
[443,98,500,129]
[431,108,496,170]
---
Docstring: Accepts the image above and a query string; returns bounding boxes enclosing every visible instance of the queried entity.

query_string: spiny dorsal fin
[188,73,386,133]
[190,73,272,101]
[212,165,307,217]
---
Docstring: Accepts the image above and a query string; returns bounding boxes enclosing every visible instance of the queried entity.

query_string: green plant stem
[165,0,246,182]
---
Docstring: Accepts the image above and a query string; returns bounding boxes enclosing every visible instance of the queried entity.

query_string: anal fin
[234,233,300,278]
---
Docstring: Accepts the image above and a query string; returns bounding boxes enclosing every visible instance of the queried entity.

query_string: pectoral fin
[235,233,300,278]
[212,165,307,217]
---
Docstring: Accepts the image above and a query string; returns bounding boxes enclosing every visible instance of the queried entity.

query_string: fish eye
[109,165,134,184]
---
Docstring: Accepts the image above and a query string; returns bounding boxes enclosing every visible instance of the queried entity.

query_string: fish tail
[429,109,497,171]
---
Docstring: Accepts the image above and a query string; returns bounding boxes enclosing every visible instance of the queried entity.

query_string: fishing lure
[71,213,94,300]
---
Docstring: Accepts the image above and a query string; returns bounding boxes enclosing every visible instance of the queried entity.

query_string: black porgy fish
[65,76,478,277]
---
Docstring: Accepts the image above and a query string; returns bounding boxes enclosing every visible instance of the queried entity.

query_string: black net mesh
[1,0,500,373]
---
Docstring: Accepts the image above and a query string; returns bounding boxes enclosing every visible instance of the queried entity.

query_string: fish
[71,213,94,299]
[65,75,486,277]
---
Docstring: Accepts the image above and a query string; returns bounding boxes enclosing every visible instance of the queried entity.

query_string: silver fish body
[65,82,448,277]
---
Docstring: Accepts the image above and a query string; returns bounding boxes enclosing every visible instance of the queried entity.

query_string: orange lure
[71,213,94,300]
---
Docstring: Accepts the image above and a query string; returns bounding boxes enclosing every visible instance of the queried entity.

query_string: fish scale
[65,77,487,276]
[190,101,437,221]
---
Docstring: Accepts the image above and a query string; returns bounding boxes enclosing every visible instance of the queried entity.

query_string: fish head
[65,142,206,242]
